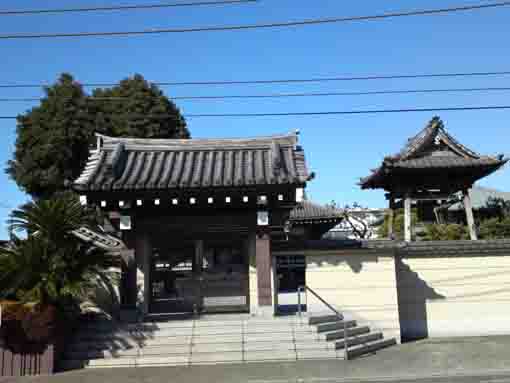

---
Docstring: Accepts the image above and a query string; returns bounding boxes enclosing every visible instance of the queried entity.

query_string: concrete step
[346,338,397,359]
[324,326,371,341]
[316,320,356,333]
[296,349,341,360]
[334,332,383,349]
[308,314,343,325]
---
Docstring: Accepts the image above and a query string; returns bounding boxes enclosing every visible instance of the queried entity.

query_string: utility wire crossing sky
[2,105,510,120]
[2,87,510,102]
[0,1,509,39]
[1,70,510,88]
[0,0,257,16]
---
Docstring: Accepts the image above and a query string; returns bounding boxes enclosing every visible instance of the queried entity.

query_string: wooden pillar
[255,233,272,306]
[135,232,152,315]
[463,189,478,240]
[120,249,137,306]
[194,240,204,312]
[404,195,412,242]
[388,197,395,240]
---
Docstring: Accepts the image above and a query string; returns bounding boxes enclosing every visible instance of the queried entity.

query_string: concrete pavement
[3,336,510,382]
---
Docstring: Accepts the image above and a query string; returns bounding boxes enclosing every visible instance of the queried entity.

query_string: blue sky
[0,0,509,237]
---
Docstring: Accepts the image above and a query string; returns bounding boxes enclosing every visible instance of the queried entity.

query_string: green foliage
[479,217,510,239]
[378,208,418,240]
[0,195,118,308]
[422,224,469,241]
[483,197,510,219]
[6,73,190,199]
[6,74,92,198]
[91,73,189,139]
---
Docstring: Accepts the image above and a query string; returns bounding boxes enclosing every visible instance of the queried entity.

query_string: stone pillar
[404,195,412,242]
[255,233,272,308]
[463,189,478,241]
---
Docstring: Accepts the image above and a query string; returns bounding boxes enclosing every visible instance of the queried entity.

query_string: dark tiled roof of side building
[360,116,507,190]
[74,132,311,192]
[289,200,343,224]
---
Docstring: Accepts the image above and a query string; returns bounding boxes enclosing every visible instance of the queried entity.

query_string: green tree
[6,74,92,198]
[91,74,189,139]
[6,73,190,199]
[0,196,118,309]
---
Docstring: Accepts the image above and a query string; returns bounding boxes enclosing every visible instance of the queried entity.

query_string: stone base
[249,306,275,318]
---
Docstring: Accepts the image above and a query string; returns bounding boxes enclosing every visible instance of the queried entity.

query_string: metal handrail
[298,285,349,360]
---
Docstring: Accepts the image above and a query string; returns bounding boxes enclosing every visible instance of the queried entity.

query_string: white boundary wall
[397,253,510,340]
[273,249,401,341]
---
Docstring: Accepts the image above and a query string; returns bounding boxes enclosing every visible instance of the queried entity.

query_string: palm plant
[0,195,119,312]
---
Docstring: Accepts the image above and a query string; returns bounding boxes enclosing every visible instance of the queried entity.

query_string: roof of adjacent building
[360,117,507,190]
[73,132,310,192]
[289,200,343,224]
[449,186,510,211]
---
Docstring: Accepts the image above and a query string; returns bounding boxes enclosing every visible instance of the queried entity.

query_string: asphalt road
[3,337,510,383]
[4,368,510,383]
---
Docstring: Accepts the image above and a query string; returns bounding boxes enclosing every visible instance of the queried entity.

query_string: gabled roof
[360,117,508,190]
[74,132,310,192]
[449,186,510,211]
[289,200,343,224]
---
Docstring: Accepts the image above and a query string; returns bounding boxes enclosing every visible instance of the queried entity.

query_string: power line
[2,86,510,102]
[0,1,509,40]
[2,70,510,89]
[1,105,510,119]
[0,0,257,16]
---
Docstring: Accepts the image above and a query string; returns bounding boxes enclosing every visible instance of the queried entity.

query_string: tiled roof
[72,227,126,253]
[399,239,510,256]
[393,156,502,169]
[398,117,479,160]
[272,238,510,255]
[289,201,343,223]
[74,132,310,192]
[360,116,507,190]
[449,186,510,211]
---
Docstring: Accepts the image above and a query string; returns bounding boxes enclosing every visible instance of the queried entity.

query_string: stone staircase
[308,314,397,359]
[61,313,396,370]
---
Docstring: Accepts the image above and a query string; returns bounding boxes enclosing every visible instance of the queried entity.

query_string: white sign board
[257,211,269,226]
[120,215,132,231]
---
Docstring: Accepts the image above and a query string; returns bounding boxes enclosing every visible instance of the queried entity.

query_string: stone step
[76,324,313,341]
[296,349,342,360]
[308,314,343,325]
[316,320,357,333]
[334,332,383,349]
[67,338,344,362]
[346,338,397,359]
[324,326,371,341]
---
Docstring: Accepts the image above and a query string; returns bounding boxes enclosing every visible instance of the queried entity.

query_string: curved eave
[359,158,508,191]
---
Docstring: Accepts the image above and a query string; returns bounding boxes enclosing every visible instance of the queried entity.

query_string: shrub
[422,224,469,241]
[479,217,510,239]
[0,301,58,353]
